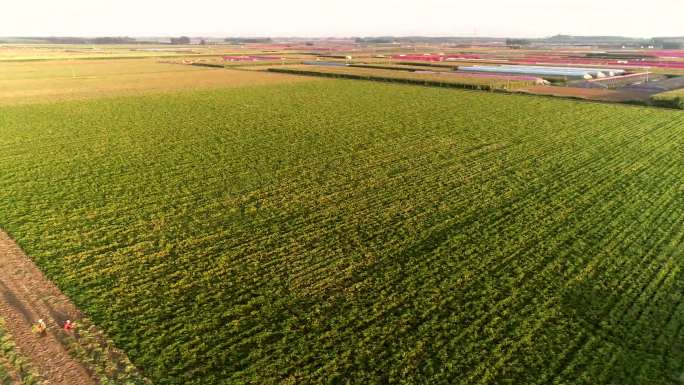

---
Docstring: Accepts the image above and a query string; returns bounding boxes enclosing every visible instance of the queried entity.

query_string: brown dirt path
[0,230,97,385]
[518,85,651,103]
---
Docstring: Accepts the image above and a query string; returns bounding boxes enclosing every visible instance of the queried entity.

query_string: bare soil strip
[519,85,652,103]
[0,230,96,385]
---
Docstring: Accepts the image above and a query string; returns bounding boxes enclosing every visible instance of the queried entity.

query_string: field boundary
[268,67,500,90]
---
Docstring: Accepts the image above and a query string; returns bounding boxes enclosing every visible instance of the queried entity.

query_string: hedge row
[268,67,495,90]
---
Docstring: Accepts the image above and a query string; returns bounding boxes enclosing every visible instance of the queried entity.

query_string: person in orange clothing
[32,319,47,335]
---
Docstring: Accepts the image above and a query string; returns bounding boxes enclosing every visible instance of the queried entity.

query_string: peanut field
[0,81,683,384]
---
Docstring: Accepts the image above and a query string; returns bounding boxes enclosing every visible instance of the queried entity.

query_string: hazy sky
[2,0,683,38]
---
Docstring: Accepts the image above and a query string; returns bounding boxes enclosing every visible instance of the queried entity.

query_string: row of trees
[509,35,684,49]
[170,36,191,45]
[224,37,272,44]
[17,36,137,44]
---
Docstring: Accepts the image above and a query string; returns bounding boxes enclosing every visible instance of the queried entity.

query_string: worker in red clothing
[63,320,76,332]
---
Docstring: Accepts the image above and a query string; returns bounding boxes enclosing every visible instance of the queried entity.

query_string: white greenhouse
[459,65,626,79]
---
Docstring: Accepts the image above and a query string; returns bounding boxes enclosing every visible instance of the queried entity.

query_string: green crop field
[652,89,684,109]
[1,80,683,385]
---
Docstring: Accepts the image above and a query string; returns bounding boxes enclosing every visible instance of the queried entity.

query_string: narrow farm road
[0,230,96,385]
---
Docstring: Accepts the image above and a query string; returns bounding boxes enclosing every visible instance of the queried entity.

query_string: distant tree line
[224,37,272,44]
[352,37,503,44]
[652,38,683,49]
[20,36,138,44]
[504,35,684,49]
[3,34,682,49]
[355,37,395,44]
[170,36,191,45]
[543,35,684,48]
[506,38,531,47]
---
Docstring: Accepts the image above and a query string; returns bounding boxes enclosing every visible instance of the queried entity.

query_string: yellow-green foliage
[652,89,684,109]
[1,81,683,384]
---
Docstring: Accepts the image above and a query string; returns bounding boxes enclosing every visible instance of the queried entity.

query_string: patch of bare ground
[518,85,652,103]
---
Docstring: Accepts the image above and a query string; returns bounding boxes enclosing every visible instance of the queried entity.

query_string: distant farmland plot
[1,81,683,384]
[0,59,315,104]
[652,89,684,109]
[0,44,246,61]
[270,65,538,90]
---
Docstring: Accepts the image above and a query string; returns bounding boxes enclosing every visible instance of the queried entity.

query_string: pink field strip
[223,55,280,61]
[391,54,481,61]
[500,56,684,69]
[650,51,684,58]
[393,53,684,69]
